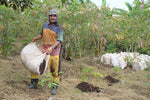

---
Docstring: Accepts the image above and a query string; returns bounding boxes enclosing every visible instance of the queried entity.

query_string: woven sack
[21,43,50,75]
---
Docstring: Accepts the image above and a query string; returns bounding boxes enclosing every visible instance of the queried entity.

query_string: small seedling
[81,66,103,82]
[38,72,60,89]
[119,75,124,79]
[112,66,120,72]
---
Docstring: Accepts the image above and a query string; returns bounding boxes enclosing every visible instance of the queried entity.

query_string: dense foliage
[0,0,150,58]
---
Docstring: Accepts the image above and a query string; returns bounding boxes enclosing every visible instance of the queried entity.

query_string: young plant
[81,66,92,82]
[119,74,124,79]
[112,66,120,72]
[124,56,135,66]
[38,73,58,89]
[81,66,103,82]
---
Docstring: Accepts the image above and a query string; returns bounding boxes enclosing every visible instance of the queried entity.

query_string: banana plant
[102,0,106,7]
[113,0,150,17]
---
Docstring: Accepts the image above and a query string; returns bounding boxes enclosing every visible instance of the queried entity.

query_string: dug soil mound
[104,75,119,83]
[77,82,101,93]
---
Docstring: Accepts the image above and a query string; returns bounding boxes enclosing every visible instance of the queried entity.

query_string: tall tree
[0,0,8,7]
[0,0,33,12]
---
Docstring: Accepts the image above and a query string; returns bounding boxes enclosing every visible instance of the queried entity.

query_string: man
[26,9,63,95]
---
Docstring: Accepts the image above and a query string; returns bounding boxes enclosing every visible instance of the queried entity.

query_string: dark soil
[104,75,119,83]
[39,60,46,75]
[77,82,101,93]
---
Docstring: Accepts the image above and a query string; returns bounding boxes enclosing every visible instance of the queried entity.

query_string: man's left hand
[46,47,53,54]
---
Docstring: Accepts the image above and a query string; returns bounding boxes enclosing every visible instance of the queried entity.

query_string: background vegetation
[0,0,150,58]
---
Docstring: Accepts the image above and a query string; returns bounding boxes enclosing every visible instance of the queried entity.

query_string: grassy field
[0,54,150,100]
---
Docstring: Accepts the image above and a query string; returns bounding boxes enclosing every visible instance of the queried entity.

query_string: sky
[90,0,148,11]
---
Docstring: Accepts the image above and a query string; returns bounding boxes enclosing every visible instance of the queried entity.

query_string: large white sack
[131,54,150,71]
[137,54,150,66]
[132,59,148,71]
[101,53,112,65]
[110,53,119,67]
[21,43,50,75]
[118,57,127,69]
[117,52,128,69]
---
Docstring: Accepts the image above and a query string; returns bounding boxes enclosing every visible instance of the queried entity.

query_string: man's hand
[46,47,53,54]
[32,34,42,42]
[46,41,60,54]
[32,37,37,42]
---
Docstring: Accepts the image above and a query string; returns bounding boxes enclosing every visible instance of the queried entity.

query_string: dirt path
[0,55,150,100]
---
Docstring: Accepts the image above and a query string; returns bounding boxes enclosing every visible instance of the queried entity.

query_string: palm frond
[102,0,106,7]
[125,2,133,12]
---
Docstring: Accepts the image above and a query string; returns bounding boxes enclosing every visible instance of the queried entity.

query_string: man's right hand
[32,34,42,42]
[32,37,37,42]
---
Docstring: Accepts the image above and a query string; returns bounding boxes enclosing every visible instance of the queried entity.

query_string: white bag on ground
[101,53,112,65]
[100,52,150,70]
[131,54,149,71]
[132,60,148,71]
[20,43,50,75]
[118,57,127,69]
[110,53,119,67]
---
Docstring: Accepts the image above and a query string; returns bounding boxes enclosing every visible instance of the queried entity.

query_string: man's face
[49,14,57,23]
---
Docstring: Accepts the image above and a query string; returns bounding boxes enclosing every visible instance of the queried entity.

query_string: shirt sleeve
[57,26,63,43]
[40,23,45,36]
